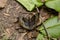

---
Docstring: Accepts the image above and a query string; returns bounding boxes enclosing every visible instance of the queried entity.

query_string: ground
[0,0,56,40]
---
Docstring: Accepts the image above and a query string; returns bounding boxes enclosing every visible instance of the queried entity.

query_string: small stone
[0,0,7,8]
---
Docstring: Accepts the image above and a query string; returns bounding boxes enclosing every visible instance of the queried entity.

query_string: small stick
[36,7,49,40]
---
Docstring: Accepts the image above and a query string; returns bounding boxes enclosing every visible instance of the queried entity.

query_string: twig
[36,7,49,40]
[58,12,60,20]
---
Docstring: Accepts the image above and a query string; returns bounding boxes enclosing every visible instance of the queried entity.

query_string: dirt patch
[0,0,7,8]
[0,0,51,40]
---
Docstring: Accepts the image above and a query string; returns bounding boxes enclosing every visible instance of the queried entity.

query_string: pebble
[0,0,7,8]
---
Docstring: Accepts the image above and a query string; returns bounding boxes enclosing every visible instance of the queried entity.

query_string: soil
[0,0,57,40]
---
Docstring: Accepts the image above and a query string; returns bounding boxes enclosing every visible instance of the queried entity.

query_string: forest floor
[0,0,58,40]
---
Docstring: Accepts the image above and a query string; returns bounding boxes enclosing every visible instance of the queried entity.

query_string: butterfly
[19,13,39,30]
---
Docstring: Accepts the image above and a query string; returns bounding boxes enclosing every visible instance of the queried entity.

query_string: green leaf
[45,0,54,2]
[36,34,45,40]
[17,0,35,11]
[46,0,60,12]
[37,34,57,40]
[32,0,43,7]
[17,0,43,11]
[39,16,60,38]
[40,16,60,30]
[41,25,60,38]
